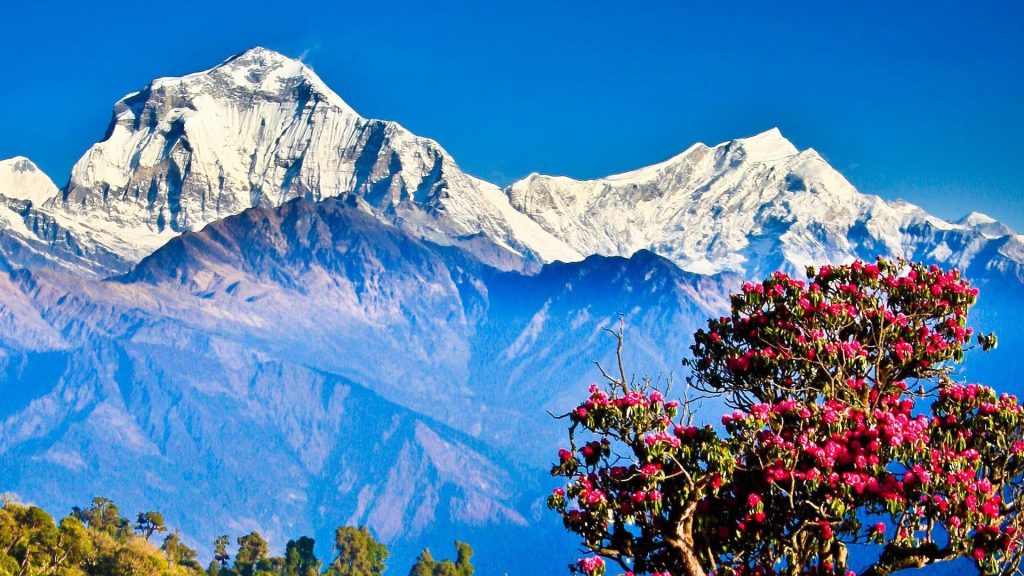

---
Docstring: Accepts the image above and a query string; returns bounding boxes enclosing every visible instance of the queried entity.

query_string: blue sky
[1,0,1022,228]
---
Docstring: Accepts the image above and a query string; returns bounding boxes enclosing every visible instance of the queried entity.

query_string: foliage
[162,531,201,570]
[0,497,472,576]
[549,258,1024,576]
[283,537,320,576]
[138,512,169,541]
[72,497,129,537]
[325,526,388,576]
[407,542,473,576]
[408,549,436,576]
[213,535,231,570]
[233,532,270,576]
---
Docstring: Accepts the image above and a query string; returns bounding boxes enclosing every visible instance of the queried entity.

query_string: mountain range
[1,47,1022,574]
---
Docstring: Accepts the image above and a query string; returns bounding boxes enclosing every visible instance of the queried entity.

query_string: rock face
[0,157,106,274]
[2,197,1020,573]
[40,47,579,274]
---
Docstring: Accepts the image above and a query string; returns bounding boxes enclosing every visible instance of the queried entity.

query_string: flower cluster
[551,259,1022,576]
[690,259,982,407]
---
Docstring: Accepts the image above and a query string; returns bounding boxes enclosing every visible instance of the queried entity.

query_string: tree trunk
[667,513,707,576]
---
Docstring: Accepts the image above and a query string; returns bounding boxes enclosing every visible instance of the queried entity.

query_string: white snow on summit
[0,157,59,205]
[505,128,1022,278]
[0,156,103,272]
[0,48,1019,282]
[0,156,57,246]
[40,47,579,271]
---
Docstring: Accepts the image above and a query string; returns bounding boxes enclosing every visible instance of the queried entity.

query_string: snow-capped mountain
[0,157,91,272]
[3,47,1021,283]
[0,158,49,267]
[0,157,59,204]
[505,128,1024,280]
[35,47,581,274]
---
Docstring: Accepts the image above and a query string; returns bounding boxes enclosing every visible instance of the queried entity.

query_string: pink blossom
[747,493,762,508]
[576,556,604,574]
[894,340,913,361]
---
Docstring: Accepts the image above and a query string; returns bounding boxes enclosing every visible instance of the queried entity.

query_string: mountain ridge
[33,46,581,274]
[0,46,1020,285]
[0,196,747,571]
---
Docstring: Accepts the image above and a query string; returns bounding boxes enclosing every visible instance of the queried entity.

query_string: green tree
[212,534,231,571]
[283,537,320,576]
[255,555,283,576]
[136,512,168,541]
[2,503,59,576]
[326,526,388,576]
[73,497,129,537]
[408,542,474,576]
[234,532,268,576]
[408,549,436,576]
[162,531,200,570]
[0,503,23,572]
[0,498,206,576]
[433,560,458,576]
[453,541,473,576]
[56,516,95,571]
[109,537,169,576]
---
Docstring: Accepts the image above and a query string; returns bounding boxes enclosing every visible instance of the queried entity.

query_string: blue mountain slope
[1,196,1021,575]
[0,198,728,572]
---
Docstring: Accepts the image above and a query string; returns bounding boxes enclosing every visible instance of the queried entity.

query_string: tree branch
[859,542,959,576]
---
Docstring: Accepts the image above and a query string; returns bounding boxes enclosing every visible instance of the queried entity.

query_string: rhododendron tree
[549,258,1024,576]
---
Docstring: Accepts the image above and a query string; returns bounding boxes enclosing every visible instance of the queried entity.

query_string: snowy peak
[3,48,1022,284]
[956,211,1017,239]
[35,47,577,273]
[600,128,797,185]
[504,128,856,275]
[44,47,379,266]
[959,211,999,225]
[158,46,358,115]
[728,127,800,162]
[601,142,709,183]
[0,157,59,204]
[504,129,1021,279]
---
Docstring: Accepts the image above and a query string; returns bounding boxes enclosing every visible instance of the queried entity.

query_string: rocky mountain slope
[0,158,65,271]
[2,196,1018,572]
[35,47,580,275]
[0,198,741,571]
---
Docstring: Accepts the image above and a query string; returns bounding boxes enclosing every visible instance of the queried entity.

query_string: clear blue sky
[1,0,1022,228]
